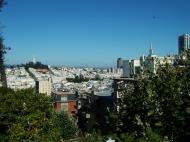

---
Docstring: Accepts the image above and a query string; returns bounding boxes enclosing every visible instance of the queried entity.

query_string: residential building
[6,67,35,90]
[36,78,52,96]
[52,91,78,114]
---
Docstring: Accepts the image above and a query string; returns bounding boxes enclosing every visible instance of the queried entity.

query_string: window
[61,103,68,111]
[61,96,67,101]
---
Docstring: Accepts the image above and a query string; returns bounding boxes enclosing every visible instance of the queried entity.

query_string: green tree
[109,61,190,141]
[94,74,101,80]
[0,88,59,141]
[55,111,78,140]
[119,129,167,142]
[79,132,103,142]
[9,112,59,142]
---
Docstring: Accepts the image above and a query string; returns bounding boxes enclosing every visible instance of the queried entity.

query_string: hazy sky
[1,0,190,67]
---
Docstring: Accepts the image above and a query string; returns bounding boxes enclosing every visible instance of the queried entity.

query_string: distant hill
[25,61,49,69]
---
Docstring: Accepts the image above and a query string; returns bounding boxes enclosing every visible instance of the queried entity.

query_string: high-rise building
[122,59,140,78]
[178,34,190,54]
[117,58,123,68]
[149,43,154,56]
[130,59,141,75]
[122,60,131,77]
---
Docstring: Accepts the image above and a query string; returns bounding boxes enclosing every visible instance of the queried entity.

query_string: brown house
[52,91,78,115]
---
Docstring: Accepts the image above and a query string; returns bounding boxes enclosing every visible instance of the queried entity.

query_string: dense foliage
[79,132,103,142]
[66,73,102,83]
[25,61,49,69]
[0,88,59,141]
[3,0,190,141]
[78,129,167,142]
[0,88,78,141]
[109,62,190,142]
[66,74,90,83]
[54,111,78,139]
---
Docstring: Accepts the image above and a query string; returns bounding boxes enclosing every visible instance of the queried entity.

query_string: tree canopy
[108,60,190,141]
[0,88,79,141]
[0,88,59,141]
[54,111,78,140]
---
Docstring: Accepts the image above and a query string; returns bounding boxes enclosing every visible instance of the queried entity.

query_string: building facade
[36,78,52,96]
[122,60,131,77]
[122,59,141,78]
[52,91,78,115]
[118,44,176,76]
[117,58,123,68]
[144,45,175,74]
[178,34,190,55]
[130,59,141,76]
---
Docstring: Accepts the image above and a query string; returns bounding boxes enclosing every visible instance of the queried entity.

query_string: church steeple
[149,43,154,56]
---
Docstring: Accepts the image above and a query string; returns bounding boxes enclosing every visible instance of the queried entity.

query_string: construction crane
[0,37,10,87]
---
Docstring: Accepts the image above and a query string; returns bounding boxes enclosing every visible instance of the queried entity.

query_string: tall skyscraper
[122,60,131,77]
[178,34,190,54]
[149,43,154,56]
[117,58,123,68]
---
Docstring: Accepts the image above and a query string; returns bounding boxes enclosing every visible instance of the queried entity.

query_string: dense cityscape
[5,34,189,96]
[1,0,190,142]
[1,33,190,141]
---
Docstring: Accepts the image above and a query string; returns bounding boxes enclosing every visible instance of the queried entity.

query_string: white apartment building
[36,78,52,96]
[120,44,176,77]
[130,59,141,75]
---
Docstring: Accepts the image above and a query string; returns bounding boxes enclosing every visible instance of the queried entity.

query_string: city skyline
[1,0,190,67]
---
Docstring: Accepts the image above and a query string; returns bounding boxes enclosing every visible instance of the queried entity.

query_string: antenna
[0,37,11,87]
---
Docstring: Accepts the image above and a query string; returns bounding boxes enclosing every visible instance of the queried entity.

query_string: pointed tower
[149,43,154,56]
[32,56,36,64]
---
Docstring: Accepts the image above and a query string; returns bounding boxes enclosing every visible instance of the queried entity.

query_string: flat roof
[52,91,75,96]
[113,77,136,81]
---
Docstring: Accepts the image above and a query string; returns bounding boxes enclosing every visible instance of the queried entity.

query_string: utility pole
[0,37,10,87]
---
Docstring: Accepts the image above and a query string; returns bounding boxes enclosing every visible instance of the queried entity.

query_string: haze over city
[1,0,190,67]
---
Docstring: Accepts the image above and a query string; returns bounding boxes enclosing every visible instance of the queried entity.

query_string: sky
[0,0,190,67]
